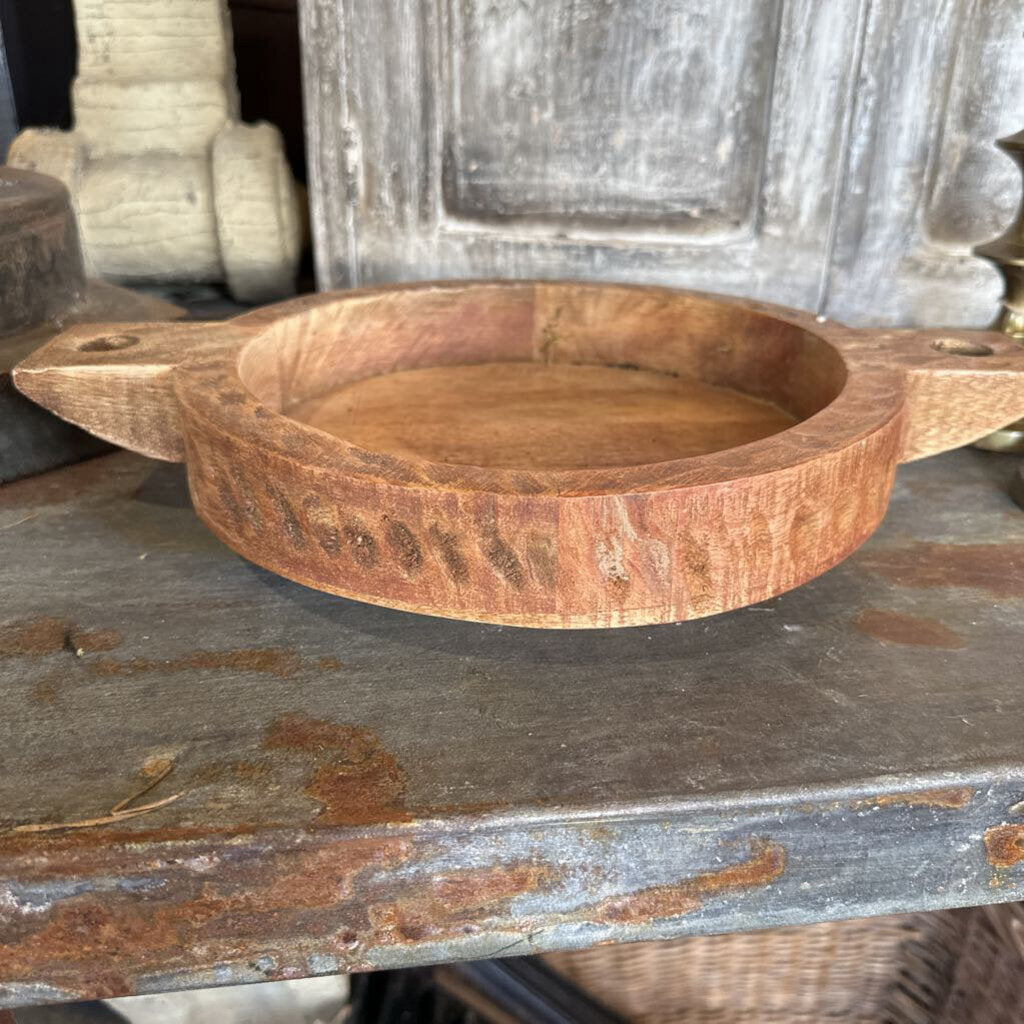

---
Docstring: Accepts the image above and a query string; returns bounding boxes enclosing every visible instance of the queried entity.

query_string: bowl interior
[237,283,846,472]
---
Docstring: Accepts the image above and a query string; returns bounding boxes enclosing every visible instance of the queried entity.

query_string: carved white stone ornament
[7,0,301,303]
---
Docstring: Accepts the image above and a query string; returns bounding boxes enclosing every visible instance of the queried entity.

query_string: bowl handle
[839,326,1024,462]
[12,320,250,462]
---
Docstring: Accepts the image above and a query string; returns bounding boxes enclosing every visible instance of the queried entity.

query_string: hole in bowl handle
[841,327,1024,462]
[12,320,249,462]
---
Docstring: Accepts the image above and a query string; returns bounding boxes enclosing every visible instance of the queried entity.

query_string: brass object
[974,129,1024,453]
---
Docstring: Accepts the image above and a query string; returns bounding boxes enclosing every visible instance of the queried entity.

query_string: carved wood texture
[15,282,1024,627]
[299,0,1024,327]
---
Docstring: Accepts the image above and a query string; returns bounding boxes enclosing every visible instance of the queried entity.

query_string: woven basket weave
[544,903,1024,1023]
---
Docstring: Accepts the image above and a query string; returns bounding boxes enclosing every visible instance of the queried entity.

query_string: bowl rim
[175,280,908,498]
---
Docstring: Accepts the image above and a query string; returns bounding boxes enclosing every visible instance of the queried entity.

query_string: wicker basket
[544,904,1024,1024]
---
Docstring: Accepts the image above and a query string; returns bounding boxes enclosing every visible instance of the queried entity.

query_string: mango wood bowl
[15,281,1024,628]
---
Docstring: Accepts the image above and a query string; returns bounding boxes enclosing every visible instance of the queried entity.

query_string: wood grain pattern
[13,321,247,462]
[14,281,1024,627]
[289,364,797,469]
[444,0,780,227]
[0,281,184,485]
[301,0,863,311]
[300,0,1023,328]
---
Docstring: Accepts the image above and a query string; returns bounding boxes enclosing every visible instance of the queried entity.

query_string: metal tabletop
[1,448,1023,1007]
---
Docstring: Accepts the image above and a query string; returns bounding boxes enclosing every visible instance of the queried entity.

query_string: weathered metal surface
[1,447,1024,1006]
[300,0,1024,328]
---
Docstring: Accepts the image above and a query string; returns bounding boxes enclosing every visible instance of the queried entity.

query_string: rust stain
[855,542,1024,598]
[985,824,1024,868]
[371,863,555,943]
[266,713,377,755]
[89,648,301,679]
[0,819,783,1001]
[854,787,975,811]
[308,760,407,828]
[0,834,409,995]
[8,615,67,653]
[0,619,331,683]
[420,865,551,916]
[265,713,409,826]
[584,840,785,925]
[0,617,122,657]
[854,609,965,649]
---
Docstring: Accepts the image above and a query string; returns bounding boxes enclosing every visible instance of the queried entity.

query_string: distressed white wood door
[300,0,1024,326]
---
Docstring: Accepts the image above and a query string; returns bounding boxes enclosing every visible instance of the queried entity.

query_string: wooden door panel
[301,0,1023,326]
[444,0,778,230]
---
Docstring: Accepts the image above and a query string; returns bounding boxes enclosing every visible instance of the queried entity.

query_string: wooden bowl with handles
[14,280,1024,628]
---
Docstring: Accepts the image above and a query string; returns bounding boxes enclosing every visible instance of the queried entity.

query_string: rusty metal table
[1,447,1023,1008]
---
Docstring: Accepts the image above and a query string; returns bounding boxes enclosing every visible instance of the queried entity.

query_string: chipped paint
[985,824,1024,868]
